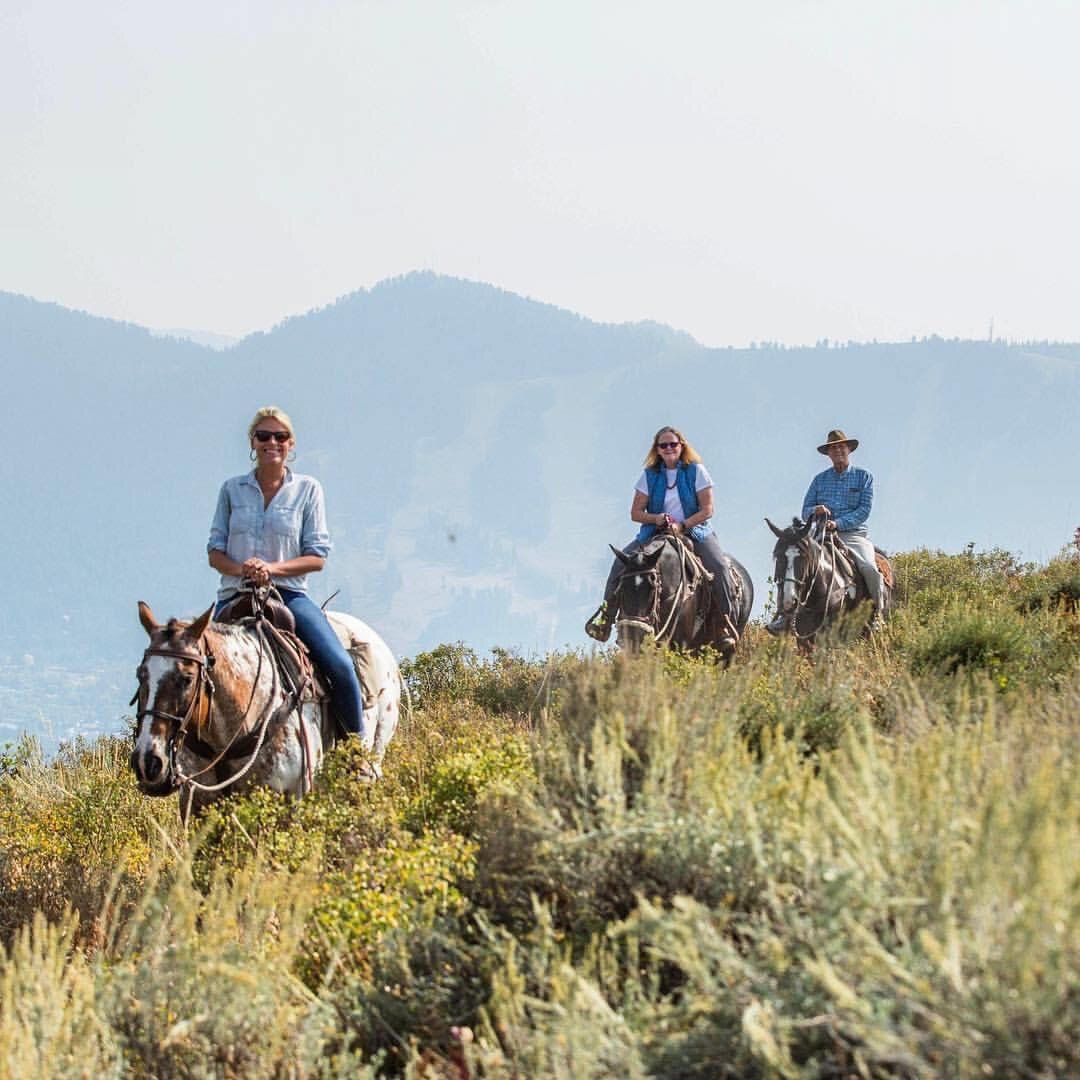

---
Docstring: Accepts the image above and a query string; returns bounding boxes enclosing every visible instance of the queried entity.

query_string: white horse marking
[133,654,175,760]
[780,545,800,613]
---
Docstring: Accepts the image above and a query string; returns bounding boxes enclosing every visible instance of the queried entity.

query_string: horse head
[765,517,822,624]
[610,540,671,652]
[130,601,214,796]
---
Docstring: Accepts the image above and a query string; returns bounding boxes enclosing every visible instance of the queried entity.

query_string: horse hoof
[356,760,380,783]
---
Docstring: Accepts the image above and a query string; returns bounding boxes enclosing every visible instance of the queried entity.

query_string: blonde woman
[207,406,366,738]
[586,425,737,646]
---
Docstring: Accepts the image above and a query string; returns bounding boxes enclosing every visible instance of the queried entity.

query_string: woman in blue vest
[585,425,737,646]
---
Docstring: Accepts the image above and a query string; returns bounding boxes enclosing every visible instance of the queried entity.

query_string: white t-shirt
[634,464,714,523]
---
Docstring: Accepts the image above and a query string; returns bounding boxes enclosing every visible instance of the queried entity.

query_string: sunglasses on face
[254,430,291,444]
[657,441,681,450]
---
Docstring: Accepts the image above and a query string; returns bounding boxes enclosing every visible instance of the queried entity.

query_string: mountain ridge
[2,273,1078,747]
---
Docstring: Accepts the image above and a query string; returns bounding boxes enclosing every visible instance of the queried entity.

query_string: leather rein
[614,535,698,644]
[779,523,851,640]
[133,617,311,800]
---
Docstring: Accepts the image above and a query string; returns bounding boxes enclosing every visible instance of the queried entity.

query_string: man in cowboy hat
[768,428,885,633]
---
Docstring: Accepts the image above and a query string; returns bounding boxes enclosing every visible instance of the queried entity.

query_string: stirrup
[585,605,613,643]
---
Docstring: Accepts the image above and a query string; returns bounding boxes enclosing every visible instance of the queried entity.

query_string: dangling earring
[250,449,256,461]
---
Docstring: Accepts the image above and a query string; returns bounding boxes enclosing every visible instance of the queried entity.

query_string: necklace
[666,468,677,490]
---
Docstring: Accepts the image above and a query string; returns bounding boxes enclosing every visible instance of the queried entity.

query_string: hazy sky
[4,1,1078,345]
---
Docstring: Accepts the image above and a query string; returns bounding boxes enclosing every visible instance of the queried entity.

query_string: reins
[134,587,318,805]
[780,522,852,641]
[615,534,695,645]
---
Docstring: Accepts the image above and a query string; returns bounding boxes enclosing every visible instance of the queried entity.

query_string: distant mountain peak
[149,328,239,350]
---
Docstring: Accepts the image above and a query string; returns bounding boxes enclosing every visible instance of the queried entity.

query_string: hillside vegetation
[0,542,1077,1078]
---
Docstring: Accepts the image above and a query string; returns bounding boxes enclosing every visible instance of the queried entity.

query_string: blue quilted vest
[635,463,715,543]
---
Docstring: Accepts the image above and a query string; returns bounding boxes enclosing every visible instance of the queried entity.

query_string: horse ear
[138,602,159,636]
[609,545,632,565]
[765,518,784,538]
[186,606,214,642]
[642,546,665,568]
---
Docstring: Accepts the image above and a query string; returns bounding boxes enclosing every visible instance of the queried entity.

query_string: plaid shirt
[801,465,874,533]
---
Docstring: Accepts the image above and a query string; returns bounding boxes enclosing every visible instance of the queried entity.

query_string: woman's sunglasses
[254,430,291,443]
[657,441,681,450]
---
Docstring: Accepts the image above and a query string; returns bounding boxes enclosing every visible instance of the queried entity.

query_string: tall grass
[0,543,1075,1076]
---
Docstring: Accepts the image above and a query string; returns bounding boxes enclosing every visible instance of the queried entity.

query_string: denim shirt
[207,469,332,600]
[801,464,874,534]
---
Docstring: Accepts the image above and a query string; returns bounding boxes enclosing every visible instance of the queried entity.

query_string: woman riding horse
[586,425,740,648]
[207,406,366,739]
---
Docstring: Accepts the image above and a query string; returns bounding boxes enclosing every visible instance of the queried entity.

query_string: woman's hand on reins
[242,557,272,586]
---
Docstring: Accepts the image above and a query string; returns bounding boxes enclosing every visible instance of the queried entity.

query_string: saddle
[650,531,740,641]
[832,537,894,591]
[216,591,297,634]
[216,588,379,716]
[216,590,325,709]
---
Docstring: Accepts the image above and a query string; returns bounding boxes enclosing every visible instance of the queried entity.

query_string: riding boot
[587,550,634,642]
[766,612,790,636]
[717,612,739,651]
[585,601,613,642]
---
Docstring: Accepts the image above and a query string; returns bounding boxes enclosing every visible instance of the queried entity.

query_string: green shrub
[0,736,178,944]
[301,827,476,988]
[1020,551,1080,613]
[891,544,1031,620]
[401,642,575,718]
[400,734,533,835]
[907,603,1033,678]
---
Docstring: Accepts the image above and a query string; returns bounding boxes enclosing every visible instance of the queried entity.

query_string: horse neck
[203,623,280,738]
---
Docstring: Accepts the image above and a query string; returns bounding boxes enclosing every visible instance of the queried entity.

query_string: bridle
[132,615,292,805]
[614,537,692,645]
[133,640,217,789]
[775,521,848,640]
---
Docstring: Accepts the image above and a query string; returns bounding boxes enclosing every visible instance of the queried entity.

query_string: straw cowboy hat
[817,429,859,454]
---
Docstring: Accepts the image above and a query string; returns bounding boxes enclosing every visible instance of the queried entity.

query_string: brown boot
[585,603,613,642]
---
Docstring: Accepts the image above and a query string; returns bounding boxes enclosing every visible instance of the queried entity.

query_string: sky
[4,1,1079,347]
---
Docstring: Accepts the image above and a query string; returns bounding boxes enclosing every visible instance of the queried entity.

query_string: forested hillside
[2,274,1078,747]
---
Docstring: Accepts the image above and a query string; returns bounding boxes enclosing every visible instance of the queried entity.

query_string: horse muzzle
[130,745,178,795]
[616,617,655,652]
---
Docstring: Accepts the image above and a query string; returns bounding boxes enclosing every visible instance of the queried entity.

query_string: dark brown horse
[610,532,753,657]
[766,517,893,646]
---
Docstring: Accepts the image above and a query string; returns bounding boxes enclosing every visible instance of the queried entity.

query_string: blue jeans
[214,588,365,737]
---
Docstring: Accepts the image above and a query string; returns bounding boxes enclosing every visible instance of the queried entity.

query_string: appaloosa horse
[130,600,402,820]
[766,516,893,646]
[610,531,754,657]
